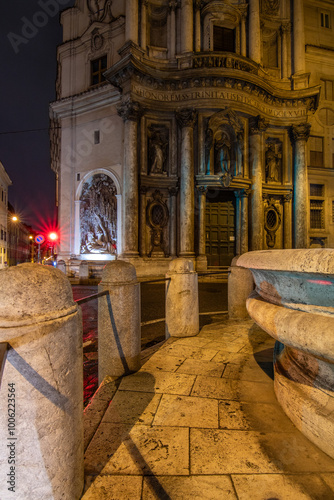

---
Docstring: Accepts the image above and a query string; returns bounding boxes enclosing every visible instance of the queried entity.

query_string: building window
[321,11,330,28]
[310,184,325,229]
[149,4,168,48]
[94,130,100,144]
[213,26,235,52]
[309,136,324,167]
[91,55,107,86]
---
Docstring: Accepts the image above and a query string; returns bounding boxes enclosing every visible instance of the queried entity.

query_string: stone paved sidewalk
[82,317,334,499]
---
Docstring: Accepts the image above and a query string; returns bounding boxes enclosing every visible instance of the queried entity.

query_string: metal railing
[75,289,109,306]
[0,342,8,388]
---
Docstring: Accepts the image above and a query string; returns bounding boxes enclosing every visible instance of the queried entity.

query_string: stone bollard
[165,258,199,338]
[228,256,254,319]
[57,259,66,274]
[79,261,89,284]
[0,263,83,500]
[98,261,141,383]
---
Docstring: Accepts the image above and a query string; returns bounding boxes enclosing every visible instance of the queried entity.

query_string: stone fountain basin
[236,249,334,459]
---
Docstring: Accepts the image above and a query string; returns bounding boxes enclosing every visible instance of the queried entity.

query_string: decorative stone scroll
[80,174,117,255]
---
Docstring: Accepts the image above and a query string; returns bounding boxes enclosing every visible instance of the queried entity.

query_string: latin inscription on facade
[132,85,307,118]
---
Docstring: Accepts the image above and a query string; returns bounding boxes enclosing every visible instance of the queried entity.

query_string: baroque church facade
[50,0,334,276]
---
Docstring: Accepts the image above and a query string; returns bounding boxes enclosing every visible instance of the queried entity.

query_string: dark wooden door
[205,192,235,266]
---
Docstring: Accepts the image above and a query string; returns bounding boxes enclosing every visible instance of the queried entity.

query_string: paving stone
[176,358,226,377]
[191,428,281,474]
[102,391,162,425]
[211,352,247,364]
[86,424,189,476]
[140,353,185,373]
[203,340,246,353]
[191,376,239,399]
[171,337,212,348]
[222,360,274,383]
[153,394,219,428]
[142,475,237,499]
[219,401,249,430]
[82,475,143,500]
[232,473,334,500]
[118,371,196,395]
[160,343,219,361]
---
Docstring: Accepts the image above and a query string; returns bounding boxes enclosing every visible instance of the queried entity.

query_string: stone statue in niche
[215,132,231,175]
[148,126,168,175]
[265,140,282,183]
[80,174,117,254]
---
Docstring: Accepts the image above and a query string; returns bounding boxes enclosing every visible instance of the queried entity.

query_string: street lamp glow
[12,216,18,222]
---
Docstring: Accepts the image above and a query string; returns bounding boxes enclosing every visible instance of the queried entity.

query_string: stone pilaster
[235,191,241,255]
[240,6,248,57]
[176,108,197,257]
[180,0,193,53]
[240,188,250,254]
[169,0,178,59]
[281,22,291,79]
[293,0,305,74]
[289,123,311,248]
[169,187,178,257]
[283,191,293,249]
[125,0,139,44]
[139,186,148,257]
[74,200,81,255]
[140,0,148,50]
[248,0,261,64]
[117,99,143,257]
[249,116,268,250]
[196,185,207,257]
[194,0,201,52]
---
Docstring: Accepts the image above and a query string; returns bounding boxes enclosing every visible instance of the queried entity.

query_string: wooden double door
[205,190,236,267]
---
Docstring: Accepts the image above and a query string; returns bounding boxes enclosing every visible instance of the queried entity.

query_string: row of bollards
[0,257,200,499]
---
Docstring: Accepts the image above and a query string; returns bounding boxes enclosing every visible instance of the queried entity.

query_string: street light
[48,232,58,266]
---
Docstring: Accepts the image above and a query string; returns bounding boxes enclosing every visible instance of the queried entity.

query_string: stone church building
[50,0,334,276]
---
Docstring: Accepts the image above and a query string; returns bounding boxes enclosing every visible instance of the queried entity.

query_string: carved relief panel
[80,174,117,254]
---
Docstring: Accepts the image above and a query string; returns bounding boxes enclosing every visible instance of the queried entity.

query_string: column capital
[196,185,207,194]
[176,108,197,128]
[240,188,251,198]
[281,21,292,34]
[239,3,248,19]
[193,0,203,11]
[249,115,269,135]
[169,0,179,11]
[289,123,311,144]
[140,185,148,195]
[169,186,179,196]
[117,98,143,122]
[283,191,293,203]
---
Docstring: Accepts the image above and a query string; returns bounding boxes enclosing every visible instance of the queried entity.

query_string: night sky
[0,0,75,230]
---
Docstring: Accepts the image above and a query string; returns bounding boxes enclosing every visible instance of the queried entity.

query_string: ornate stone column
[140,0,148,50]
[126,0,139,44]
[281,22,291,79]
[176,108,197,257]
[180,0,193,53]
[248,0,261,64]
[139,186,147,257]
[293,0,305,74]
[117,99,142,257]
[169,187,178,257]
[194,0,201,52]
[249,116,268,250]
[169,0,178,59]
[283,191,293,249]
[240,188,250,254]
[289,123,311,248]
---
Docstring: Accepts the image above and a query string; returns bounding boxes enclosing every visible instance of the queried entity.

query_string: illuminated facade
[50,0,334,276]
[0,162,11,268]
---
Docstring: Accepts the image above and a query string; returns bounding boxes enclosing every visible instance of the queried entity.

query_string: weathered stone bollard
[98,260,141,383]
[57,259,66,274]
[228,256,254,319]
[0,263,83,500]
[165,258,199,338]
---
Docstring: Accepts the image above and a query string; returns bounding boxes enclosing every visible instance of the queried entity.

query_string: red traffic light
[48,232,58,241]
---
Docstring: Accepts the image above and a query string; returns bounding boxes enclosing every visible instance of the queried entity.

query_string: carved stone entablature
[289,123,311,144]
[264,200,281,248]
[117,98,143,122]
[87,0,115,24]
[250,115,269,135]
[148,125,169,176]
[176,108,197,128]
[193,54,260,75]
[146,190,169,257]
